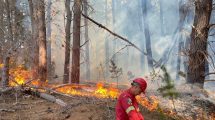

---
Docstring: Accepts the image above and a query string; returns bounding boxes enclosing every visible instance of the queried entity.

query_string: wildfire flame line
[8,65,159,112]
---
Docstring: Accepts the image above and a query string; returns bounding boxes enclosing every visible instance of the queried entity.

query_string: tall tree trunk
[37,0,47,83]
[104,0,110,79]
[28,0,39,79]
[159,0,165,36]
[46,0,52,81]
[205,60,209,79]
[187,0,212,88]
[184,36,190,80]
[141,0,153,71]
[138,0,145,71]
[176,0,188,80]
[1,57,10,88]
[1,0,13,88]
[83,0,91,80]
[63,0,72,83]
[71,0,82,83]
[5,0,13,44]
[176,41,183,80]
[0,0,4,64]
[112,0,117,63]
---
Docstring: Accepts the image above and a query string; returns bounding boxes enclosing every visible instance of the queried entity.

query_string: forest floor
[0,84,215,120]
[0,89,180,120]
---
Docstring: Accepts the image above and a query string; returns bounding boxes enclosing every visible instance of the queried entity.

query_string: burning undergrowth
[1,65,215,120]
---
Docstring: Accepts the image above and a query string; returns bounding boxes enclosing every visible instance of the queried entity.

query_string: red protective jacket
[116,89,144,120]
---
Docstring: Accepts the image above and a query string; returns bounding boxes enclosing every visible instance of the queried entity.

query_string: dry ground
[0,90,179,120]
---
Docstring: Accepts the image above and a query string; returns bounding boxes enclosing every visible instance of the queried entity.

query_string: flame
[0,63,3,68]
[136,95,159,111]
[94,82,108,97]
[108,87,119,99]
[9,65,33,86]
[94,82,119,98]
[55,82,119,99]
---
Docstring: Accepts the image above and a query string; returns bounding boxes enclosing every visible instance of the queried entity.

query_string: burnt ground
[0,90,180,120]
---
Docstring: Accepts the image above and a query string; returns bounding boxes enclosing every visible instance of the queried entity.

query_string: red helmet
[133,78,147,92]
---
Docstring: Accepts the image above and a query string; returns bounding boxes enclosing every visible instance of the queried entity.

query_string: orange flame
[9,65,33,86]
[0,63,3,68]
[136,95,159,111]
[55,82,119,99]
[94,82,119,98]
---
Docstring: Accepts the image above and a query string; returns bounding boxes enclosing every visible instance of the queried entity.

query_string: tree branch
[208,24,215,29]
[81,13,158,65]
[204,72,215,77]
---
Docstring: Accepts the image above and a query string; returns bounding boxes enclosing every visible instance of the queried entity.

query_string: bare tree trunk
[83,0,90,80]
[159,0,165,36]
[46,0,52,81]
[112,0,117,63]
[5,0,13,44]
[71,0,82,83]
[1,57,10,88]
[141,0,153,71]
[187,0,212,88]
[63,0,72,83]
[184,36,190,80]
[28,0,39,79]
[176,41,183,80]
[205,60,209,79]
[176,0,188,80]
[1,0,13,88]
[37,0,47,83]
[137,0,145,71]
[0,1,4,64]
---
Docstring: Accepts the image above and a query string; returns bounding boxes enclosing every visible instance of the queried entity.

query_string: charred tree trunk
[141,0,153,71]
[63,0,72,83]
[187,0,212,88]
[71,0,82,83]
[46,0,52,81]
[83,0,91,80]
[28,0,39,79]
[37,0,47,83]
[1,57,10,88]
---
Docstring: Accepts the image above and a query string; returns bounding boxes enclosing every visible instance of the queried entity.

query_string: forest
[0,0,215,120]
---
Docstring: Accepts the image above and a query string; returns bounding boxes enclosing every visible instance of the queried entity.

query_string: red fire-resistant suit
[115,90,144,120]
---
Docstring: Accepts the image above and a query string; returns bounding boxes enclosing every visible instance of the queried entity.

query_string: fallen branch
[0,109,15,112]
[205,80,215,82]
[24,78,38,85]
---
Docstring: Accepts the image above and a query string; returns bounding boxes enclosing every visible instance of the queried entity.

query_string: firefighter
[116,78,147,120]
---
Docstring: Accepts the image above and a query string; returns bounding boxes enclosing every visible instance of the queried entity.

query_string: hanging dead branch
[81,13,158,65]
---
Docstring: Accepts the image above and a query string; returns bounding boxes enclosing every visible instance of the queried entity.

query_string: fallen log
[23,88,67,107]
[0,87,14,94]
